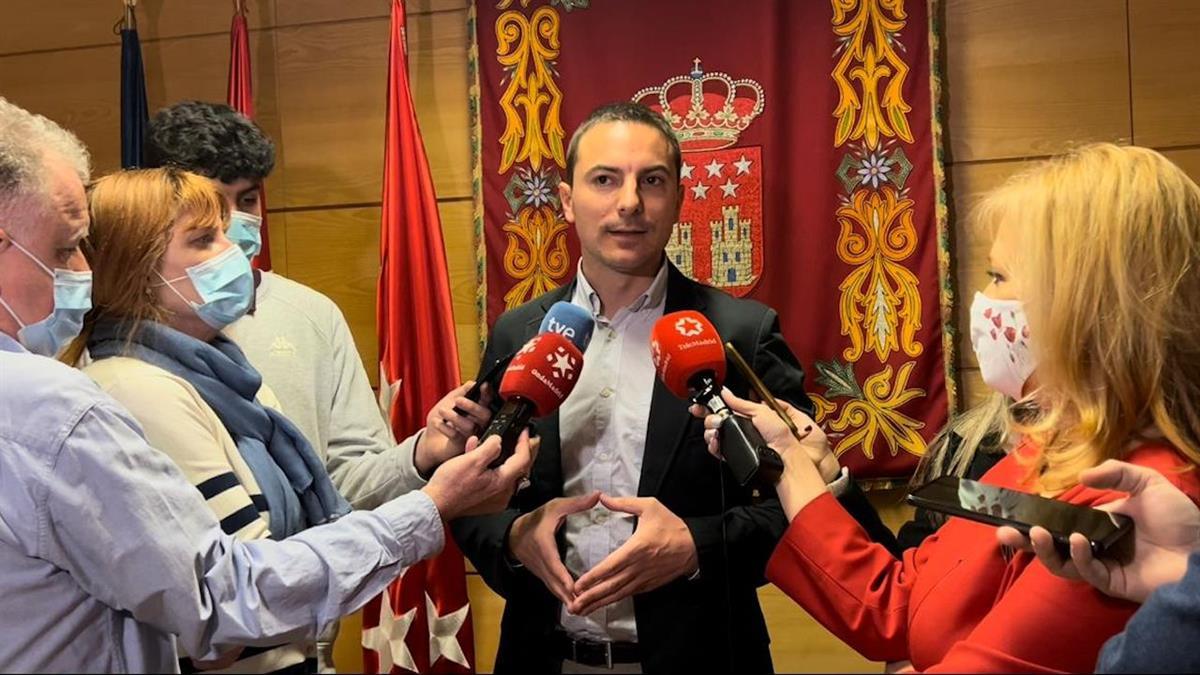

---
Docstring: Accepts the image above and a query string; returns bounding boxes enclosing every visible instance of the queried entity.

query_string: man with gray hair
[0,97,532,672]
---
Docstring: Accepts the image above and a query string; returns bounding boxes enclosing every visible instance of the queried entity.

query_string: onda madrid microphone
[481,331,585,468]
[650,310,783,486]
[454,301,595,417]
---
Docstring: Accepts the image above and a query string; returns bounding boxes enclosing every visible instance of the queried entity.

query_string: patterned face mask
[969,292,1036,400]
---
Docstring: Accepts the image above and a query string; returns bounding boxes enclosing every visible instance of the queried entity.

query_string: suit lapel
[638,266,707,497]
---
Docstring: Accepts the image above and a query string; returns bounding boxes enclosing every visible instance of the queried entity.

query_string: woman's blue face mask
[157,243,254,330]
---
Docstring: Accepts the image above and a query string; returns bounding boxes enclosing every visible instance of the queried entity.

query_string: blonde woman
[702,144,1200,672]
[64,168,511,674]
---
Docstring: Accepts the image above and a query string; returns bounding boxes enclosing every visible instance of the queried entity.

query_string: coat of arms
[633,59,766,296]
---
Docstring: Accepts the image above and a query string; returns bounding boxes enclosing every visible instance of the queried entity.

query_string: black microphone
[480,332,585,468]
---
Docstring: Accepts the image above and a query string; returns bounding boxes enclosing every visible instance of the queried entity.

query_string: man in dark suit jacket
[452,102,883,673]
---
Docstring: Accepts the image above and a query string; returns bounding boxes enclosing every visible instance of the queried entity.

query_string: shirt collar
[573,257,669,317]
[0,331,25,354]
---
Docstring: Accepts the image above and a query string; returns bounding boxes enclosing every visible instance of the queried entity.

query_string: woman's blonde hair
[912,392,1014,488]
[61,167,228,365]
[978,143,1200,493]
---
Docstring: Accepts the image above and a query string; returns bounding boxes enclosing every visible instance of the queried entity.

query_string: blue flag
[120,26,148,169]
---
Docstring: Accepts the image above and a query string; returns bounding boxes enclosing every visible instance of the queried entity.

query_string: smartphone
[907,476,1134,558]
[452,353,512,418]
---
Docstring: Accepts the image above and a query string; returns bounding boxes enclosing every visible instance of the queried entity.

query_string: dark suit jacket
[452,264,812,673]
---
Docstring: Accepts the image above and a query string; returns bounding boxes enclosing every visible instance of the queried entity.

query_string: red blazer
[766,442,1200,672]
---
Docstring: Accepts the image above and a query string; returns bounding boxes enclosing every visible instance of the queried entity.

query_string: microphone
[480,331,585,468]
[650,310,783,486]
[454,301,595,416]
[538,301,595,352]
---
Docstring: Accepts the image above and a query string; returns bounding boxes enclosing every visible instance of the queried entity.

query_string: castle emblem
[633,58,765,296]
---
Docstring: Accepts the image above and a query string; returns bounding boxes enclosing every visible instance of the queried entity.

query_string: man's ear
[559,181,574,223]
[0,227,10,253]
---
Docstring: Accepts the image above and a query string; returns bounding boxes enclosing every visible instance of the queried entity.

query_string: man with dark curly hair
[144,101,491,672]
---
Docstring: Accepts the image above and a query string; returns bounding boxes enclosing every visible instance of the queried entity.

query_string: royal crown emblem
[633,58,765,152]
[632,59,766,297]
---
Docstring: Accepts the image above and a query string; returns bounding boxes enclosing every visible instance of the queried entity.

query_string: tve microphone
[481,332,584,468]
[539,301,595,352]
[454,302,595,417]
[650,310,783,486]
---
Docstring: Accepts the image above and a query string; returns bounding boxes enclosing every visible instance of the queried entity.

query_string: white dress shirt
[558,260,669,643]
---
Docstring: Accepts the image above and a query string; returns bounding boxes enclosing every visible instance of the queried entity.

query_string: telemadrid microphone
[454,301,594,416]
[650,310,783,486]
[480,331,585,468]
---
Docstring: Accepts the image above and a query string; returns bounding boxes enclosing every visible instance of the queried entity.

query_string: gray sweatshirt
[225,271,428,510]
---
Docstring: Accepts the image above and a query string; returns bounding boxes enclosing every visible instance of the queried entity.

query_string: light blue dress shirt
[0,333,444,673]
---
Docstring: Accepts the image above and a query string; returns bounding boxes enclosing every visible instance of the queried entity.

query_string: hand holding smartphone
[907,476,1134,559]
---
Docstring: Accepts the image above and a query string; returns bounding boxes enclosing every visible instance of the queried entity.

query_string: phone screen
[908,477,1132,553]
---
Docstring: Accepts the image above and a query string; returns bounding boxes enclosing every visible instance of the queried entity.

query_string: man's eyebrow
[236,184,262,198]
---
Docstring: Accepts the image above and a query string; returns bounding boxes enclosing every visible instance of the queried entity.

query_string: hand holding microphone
[697,390,841,486]
[650,310,784,486]
[479,302,594,469]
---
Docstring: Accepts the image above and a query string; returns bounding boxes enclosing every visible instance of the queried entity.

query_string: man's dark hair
[143,101,275,183]
[564,101,681,186]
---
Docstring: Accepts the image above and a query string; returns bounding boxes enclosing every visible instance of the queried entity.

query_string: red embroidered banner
[471,0,954,480]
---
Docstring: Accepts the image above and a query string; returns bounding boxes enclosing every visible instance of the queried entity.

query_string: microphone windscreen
[650,310,727,400]
[499,332,585,417]
[538,301,595,352]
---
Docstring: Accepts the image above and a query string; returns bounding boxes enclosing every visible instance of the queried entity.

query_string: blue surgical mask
[157,243,254,330]
[227,210,263,260]
[0,238,92,356]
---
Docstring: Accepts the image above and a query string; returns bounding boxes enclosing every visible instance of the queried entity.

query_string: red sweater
[766,442,1200,672]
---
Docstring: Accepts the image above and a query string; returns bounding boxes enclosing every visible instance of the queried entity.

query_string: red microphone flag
[226,4,271,271]
[363,1,474,673]
[650,311,727,400]
[499,333,584,415]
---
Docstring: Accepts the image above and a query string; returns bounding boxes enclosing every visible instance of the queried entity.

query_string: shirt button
[606,329,616,342]
[599,387,613,398]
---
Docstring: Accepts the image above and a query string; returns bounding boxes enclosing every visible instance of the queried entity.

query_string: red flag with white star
[363,0,474,673]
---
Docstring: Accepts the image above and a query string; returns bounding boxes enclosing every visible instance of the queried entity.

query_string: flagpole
[121,0,138,30]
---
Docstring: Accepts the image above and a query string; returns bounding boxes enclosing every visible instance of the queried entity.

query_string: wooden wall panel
[1129,0,1200,148]
[0,0,276,56]
[1163,148,1200,184]
[961,368,990,410]
[0,44,121,177]
[275,0,467,27]
[274,19,389,208]
[274,9,469,209]
[943,0,1131,162]
[265,211,290,277]
[285,202,478,387]
[0,30,286,203]
[406,10,473,199]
